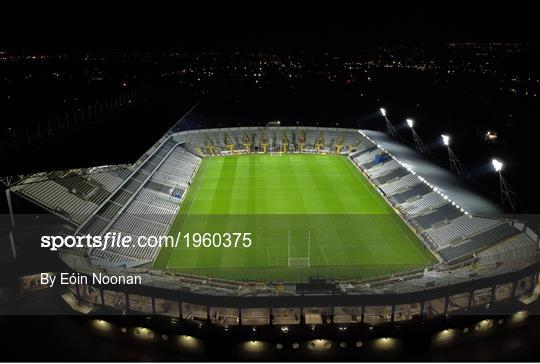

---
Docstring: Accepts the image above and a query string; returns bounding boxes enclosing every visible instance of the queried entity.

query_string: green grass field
[154,154,436,282]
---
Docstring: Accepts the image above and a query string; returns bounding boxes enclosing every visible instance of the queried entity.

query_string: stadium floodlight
[441,134,469,177]
[406,118,430,154]
[406,118,414,128]
[491,158,519,212]
[441,134,450,146]
[492,159,503,172]
[379,107,397,137]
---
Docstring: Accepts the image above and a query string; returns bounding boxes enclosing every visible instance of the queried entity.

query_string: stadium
[3,105,539,332]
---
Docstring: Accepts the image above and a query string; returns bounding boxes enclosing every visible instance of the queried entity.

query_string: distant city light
[486,130,498,141]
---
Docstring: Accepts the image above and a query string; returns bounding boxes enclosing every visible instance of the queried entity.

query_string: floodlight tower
[379,108,398,137]
[441,134,470,177]
[406,118,430,154]
[492,159,517,212]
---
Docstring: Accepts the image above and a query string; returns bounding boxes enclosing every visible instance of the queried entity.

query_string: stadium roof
[360,129,503,216]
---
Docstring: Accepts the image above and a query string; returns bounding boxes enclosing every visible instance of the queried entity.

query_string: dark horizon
[1,3,539,52]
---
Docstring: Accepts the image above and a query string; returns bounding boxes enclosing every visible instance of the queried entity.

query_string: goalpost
[287,230,311,268]
[269,146,283,157]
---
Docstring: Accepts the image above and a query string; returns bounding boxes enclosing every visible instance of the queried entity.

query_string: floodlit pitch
[154,154,436,281]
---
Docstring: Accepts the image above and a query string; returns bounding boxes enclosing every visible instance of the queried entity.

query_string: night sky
[2,3,538,51]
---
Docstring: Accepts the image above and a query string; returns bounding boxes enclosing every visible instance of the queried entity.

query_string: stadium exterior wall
[66,258,539,324]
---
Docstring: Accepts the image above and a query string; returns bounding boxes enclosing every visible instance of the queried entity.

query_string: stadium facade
[3,113,540,326]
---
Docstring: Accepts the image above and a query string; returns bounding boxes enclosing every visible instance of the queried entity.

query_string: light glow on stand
[358,130,471,216]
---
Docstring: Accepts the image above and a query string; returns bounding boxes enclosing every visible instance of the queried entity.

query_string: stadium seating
[367,159,401,178]
[374,167,410,185]
[114,213,167,240]
[17,180,98,223]
[89,171,126,192]
[345,135,525,264]
[401,191,448,216]
[90,248,149,268]
[183,127,373,156]
[437,224,521,262]
[150,148,198,189]
[476,233,537,263]
[125,200,176,225]
[380,174,422,196]
[137,188,180,211]
[424,215,501,248]
[354,140,376,154]
[389,183,432,204]
[410,203,463,229]
[51,173,97,196]
[76,139,178,235]
[355,148,382,165]
[80,144,200,267]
